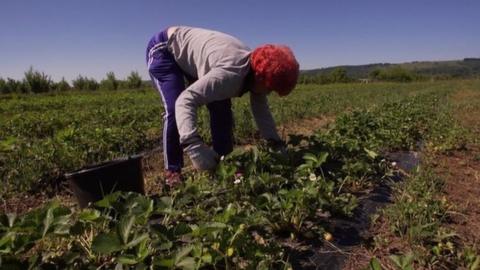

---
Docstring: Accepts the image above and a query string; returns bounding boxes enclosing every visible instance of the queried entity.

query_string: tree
[73,75,86,90]
[73,75,99,91]
[54,77,71,91]
[369,67,418,82]
[0,77,6,94]
[23,67,53,93]
[369,69,382,80]
[127,71,142,89]
[329,67,351,83]
[100,71,118,90]
[4,78,27,93]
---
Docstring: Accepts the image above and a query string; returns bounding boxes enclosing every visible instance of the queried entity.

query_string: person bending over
[146,26,299,187]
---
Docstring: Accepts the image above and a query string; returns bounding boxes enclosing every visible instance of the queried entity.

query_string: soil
[1,191,74,215]
[433,146,480,250]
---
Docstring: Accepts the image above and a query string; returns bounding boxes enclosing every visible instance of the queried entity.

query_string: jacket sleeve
[175,68,242,150]
[250,92,281,141]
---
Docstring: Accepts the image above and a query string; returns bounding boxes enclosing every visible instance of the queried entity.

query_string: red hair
[250,44,299,96]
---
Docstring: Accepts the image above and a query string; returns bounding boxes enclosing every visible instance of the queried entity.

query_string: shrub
[73,75,99,91]
[100,72,118,90]
[127,71,142,89]
[298,68,353,84]
[3,78,28,93]
[23,67,53,93]
[329,67,353,83]
[54,77,71,91]
[369,67,422,82]
[0,77,6,94]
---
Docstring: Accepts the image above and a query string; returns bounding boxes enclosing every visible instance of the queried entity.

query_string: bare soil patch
[433,147,480,250]
[1,192,74,215]
[278,115,335,139]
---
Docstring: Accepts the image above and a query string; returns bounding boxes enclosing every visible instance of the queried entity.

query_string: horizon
[1,0,479,82]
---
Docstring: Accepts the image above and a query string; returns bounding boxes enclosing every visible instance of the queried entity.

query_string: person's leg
[147,30,185,174]
[207,99,234,156]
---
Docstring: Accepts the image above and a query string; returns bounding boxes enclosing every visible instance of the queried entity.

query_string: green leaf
[259,193,273,203]
[42,207,54,237]
[117,254,138,265]
[125,233,149,249]
[159,196,173,208]
[199,222,227,235]
[389,253,414,270]
[0,137,17,151]
[173,222,192,236]
[78,209,101,221]
[153,258,174,267]
[364,148,378,159]
[53,215,71,235]
[176,257,196,270]
[296,164,311,172]
[131,197,154,221]
[174,245,193,264]
[201,253,212,264]
[95,192,121,208]
[53,224,70,235]
[0,232,15,250]
[157,241,173,251]
[92,232,123,254]
[6,213,16,227]
[369,257,383,270]
[303,153,318,163]
[118,215,136,244]
[470,255,480,270]
[317,152,329,165]
[136,238,149,260]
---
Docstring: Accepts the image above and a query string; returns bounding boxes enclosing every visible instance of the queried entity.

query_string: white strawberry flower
[234,172,244,184]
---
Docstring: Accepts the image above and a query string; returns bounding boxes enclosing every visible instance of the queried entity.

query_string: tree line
[298,67,428,84]
[3,62,476,94]
[0,68,146,94]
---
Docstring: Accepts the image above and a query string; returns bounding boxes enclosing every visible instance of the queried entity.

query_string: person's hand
[185,142,219,171]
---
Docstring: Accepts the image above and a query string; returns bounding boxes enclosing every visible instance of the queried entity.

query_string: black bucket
[65,155,145,208]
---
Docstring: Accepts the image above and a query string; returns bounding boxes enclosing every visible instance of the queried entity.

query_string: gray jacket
[167,26,281,150]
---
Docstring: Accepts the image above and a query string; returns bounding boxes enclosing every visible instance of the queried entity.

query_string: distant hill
[301,58,480,79]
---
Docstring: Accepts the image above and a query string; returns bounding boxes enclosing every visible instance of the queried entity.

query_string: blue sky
[0,0,479,82]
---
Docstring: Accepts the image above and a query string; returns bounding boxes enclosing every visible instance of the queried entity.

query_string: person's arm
[175,68,242,150]
[250,92,281,142]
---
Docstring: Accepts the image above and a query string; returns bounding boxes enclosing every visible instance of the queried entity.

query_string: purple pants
[146,30,233,172]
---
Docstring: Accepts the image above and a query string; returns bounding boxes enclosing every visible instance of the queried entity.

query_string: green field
[0,80,479,269]
[0,80,467,197]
